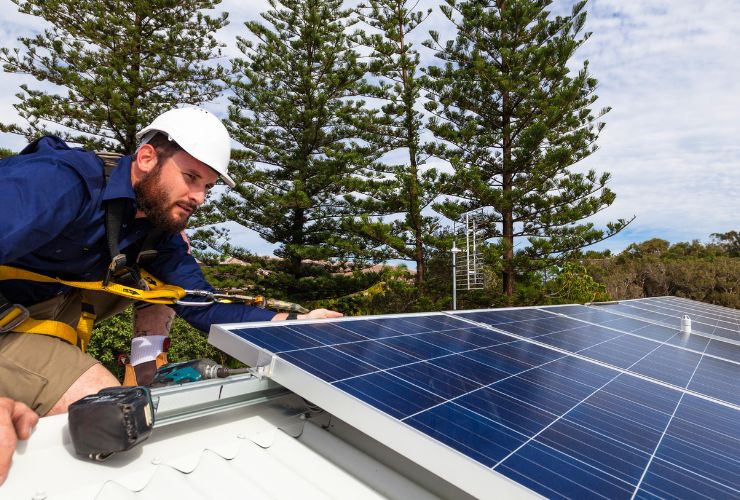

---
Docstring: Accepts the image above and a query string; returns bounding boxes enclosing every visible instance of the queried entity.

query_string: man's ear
[134,144,159,174]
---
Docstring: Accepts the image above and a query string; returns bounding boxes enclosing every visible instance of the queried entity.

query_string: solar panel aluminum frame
[209,314,539,499]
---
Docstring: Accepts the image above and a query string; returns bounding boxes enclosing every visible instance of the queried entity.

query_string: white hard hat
[137,107,236,188]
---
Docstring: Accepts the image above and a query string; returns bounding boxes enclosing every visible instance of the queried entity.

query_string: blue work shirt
[0,136,275,331]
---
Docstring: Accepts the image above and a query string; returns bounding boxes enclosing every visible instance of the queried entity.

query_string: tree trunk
[502,91,514,297]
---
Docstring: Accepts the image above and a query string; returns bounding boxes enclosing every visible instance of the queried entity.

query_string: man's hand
[0,397,38,485]
[272,308,343,321]
[299,308,343,320]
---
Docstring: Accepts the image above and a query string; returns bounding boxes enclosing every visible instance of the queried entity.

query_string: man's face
[134,150,218,233]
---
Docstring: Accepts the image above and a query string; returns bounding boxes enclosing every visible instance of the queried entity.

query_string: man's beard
[134,164,195,233]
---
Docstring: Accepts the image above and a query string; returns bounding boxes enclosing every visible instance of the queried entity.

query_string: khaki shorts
[0,290,132,415]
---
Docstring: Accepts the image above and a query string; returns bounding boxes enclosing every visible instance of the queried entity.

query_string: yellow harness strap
[0,265,188,351]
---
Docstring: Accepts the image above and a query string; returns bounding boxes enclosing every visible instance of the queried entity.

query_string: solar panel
[209,298,740,499]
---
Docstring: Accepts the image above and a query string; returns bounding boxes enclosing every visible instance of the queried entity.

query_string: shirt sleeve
[148,233,276,333]
[0,160,87,264]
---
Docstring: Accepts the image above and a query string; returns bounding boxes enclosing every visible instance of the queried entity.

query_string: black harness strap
[96,152,164,289]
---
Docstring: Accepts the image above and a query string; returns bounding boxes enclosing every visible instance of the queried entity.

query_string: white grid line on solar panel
[652,296,740,323]
[631,336,712,498]
[587,302,739,345]
[607,302,737,339]
[449,311,739,410]
[650,297,740,329]
[612,298,740,335]
[624,297,739,332]
[535,307,739,366]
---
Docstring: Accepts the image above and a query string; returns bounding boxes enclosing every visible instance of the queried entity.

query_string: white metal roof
[4,376,472,500]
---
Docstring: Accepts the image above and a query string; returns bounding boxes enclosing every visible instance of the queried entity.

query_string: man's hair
[138,132,184,164]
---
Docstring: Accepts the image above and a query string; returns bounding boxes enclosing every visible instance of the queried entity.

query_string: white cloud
[1,0,737,255]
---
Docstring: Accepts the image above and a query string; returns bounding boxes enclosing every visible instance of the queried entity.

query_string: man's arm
[0,158,87,264]
[149,234,342,331]
[0,398,38,486]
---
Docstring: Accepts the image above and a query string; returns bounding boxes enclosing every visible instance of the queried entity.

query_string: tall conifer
[217,0,375,275]
[0,0,228,152]
[424,0,631,297]
[351,0,437,284]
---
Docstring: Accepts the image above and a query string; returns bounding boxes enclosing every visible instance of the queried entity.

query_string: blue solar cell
[335,319,405,339]
[629,345,702,387]
[603,316,661,333]
[378,334,453,359]
[652,395,740,492]
[405,402,528,467]
[539,357,617,389]
[491,365,596,415]
[399,314,471,331]
[391,316,462,333]
[687,356,740,406]
[537,326,618,351]
[579,334,660,368]
[232,326,321,353]
[497,440,634,499]
[458,308,551,325]
[635,457,739,500]
[333,339,417,369]
[630,324,678,342]
[388,362,482,399]
[665,332,710,351]
[460,347,534,375]
[455,387,557,437]
[412,330,497,352]
[705,339,740,363]
[429,326,514,348]
[279,347,376,382]
[433,353,512,385]
[485,340,566,366]
[600,374,682,415]
[536,418,651,485]
[369,316,436,334]
[487,319,556,338]
[334,371,444,419]
[285,322,367,345]
[564,399,665,453]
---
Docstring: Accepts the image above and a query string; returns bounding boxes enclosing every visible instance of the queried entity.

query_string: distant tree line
[584,231,740,308]
[1,0,631,299]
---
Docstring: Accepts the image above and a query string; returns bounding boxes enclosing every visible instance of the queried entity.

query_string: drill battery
[68,386,154,460]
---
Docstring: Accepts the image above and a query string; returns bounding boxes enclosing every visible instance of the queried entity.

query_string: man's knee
[46,363,119,416]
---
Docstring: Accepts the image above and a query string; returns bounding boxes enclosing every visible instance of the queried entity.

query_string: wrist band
[286,311,299,320]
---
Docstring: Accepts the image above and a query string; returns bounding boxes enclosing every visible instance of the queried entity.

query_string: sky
[1,0,738,259]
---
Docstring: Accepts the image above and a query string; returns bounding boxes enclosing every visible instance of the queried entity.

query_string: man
[0,107,340,483]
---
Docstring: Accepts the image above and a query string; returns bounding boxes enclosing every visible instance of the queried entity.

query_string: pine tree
[424,0,631,297]
[214,0,375,275]
[350,0,438,284]
[0,0,228,152]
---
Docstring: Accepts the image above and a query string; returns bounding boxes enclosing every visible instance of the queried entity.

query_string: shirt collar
[102,155,136,202]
